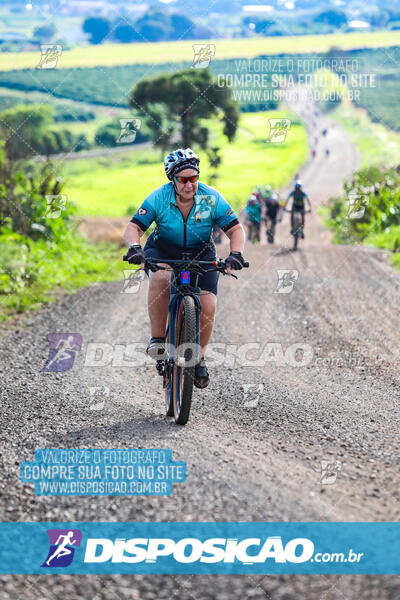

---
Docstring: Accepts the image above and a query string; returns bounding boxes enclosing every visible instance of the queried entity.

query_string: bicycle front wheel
[173,295,197,425]
[164,319,174,417]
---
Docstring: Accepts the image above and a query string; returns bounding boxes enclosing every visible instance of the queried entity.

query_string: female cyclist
[124,148,246,389]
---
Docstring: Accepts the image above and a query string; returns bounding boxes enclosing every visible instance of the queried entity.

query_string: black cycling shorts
[144,233,219,295]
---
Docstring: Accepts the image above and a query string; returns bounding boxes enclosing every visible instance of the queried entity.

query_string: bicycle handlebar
[122,255,249,273]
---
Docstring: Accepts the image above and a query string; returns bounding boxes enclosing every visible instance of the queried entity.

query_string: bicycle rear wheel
[173,295,197,425]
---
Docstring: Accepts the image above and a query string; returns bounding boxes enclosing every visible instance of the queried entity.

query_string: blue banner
[0,522,398,574]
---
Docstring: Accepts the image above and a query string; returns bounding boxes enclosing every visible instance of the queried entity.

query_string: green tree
[0,104,52,161]
[33,23,57,42]
[113,21,140,43]
[129,68,239,153]
[83,17,110,44]
[314,9,347,28]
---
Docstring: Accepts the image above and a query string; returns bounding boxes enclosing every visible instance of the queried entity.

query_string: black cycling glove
[225,251,245,270]
[126,244,146,265]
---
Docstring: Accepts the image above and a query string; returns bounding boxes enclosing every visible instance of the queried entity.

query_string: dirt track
[1,100,400,598]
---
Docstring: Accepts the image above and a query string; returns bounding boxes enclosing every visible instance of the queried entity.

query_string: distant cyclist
[253,185,263,203]
[283,180,311,239]
[264,191,281,243]
[245,194,261,242]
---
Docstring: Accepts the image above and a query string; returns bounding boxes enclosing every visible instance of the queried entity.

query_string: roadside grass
[0,232,123,322]
[62,110,307,216]
[363,226,400,269]
[330,103,400,168]
[1,30,399,70]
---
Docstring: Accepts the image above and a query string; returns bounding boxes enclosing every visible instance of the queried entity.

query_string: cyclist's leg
[148,269,170,338]
[198,265,218,359]
[199,292,217,357]
[144,241,171,338]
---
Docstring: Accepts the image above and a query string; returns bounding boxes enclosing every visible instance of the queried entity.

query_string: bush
[0,157,121,319]
[325,165,400,245]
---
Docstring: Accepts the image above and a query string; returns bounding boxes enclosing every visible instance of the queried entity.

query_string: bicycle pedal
[156,360,165,376]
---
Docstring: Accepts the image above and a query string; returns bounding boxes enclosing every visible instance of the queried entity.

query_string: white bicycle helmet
[164,148,200,180]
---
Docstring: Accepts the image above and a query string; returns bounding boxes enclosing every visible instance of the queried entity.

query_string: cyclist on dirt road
[283,180,312,239]
[245,193,262,242]
[263,191,281,243]
[124,148,246,389]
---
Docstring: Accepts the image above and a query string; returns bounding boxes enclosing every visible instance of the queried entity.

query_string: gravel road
[1,100,399,599]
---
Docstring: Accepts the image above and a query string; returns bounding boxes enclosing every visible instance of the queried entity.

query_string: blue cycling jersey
[131,182,238,249]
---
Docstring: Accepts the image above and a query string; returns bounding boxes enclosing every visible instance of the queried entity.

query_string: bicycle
[123,254,249,425]
[247,221,261,244]
[284,208,311,251]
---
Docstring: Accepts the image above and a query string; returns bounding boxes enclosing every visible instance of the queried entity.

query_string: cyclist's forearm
[124,222,145,246]
[225,223,245,253]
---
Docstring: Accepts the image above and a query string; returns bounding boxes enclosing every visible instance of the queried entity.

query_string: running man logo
[42,333,83,373]
[266,118,291,143]
[275,270,299,294]
[37,44,62,69]
[116,118,142,144]
[42,529,82,567]
[191,44,216,69]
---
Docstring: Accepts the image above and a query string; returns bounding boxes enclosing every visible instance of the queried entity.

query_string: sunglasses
[175,175,199,184]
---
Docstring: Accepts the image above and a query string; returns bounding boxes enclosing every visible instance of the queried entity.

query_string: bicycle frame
[166,268,202,368]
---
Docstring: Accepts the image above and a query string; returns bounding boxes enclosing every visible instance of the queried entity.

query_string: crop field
[62,110,307,217]
[1,30,399,71]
